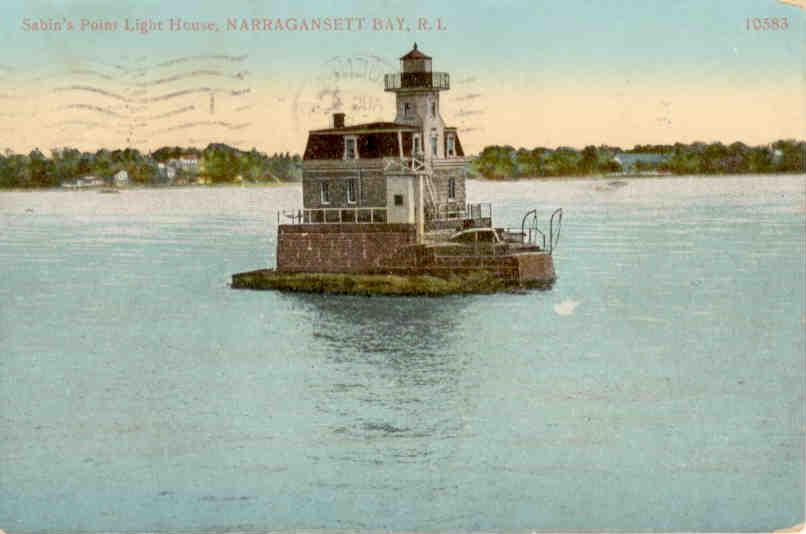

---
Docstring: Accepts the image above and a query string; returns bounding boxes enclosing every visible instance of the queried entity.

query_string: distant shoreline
[0,181,297,193]
[467,171,805,182]
[1,172,802,193]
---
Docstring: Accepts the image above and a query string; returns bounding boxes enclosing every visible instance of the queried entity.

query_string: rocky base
[231,269,553,296]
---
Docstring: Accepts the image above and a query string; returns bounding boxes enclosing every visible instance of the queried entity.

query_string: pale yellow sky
[2,74,801,156]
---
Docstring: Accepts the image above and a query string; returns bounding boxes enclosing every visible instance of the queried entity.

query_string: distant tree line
[0,144,302,189]
[471,140,805,179]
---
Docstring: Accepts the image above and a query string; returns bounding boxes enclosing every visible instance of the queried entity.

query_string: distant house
[157,163,177,183]
[113,170,129,186]
[613,152,668,174]
[61,175,107,188]
[168,154,200,173]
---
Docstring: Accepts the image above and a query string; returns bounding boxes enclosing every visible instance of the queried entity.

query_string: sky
[0,0,802,154]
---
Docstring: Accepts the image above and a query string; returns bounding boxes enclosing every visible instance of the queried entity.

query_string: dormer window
[446,134,456,157]
[344,136,358,160]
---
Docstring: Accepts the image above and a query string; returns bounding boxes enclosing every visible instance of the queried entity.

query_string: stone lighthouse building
[278,44,483,273]
[237,44,561,286]
[300,43,469,230]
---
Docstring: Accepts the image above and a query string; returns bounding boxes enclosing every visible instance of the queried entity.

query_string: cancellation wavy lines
[54,85,130,102]
[145,87,250,103]
[58,104,124,118]
[149,121,251,134]
[133,69,249,87]
[53,85,251,103]
[8,52,254,150]
[50,121,136,136]
[90,60,127,72]
[107,54,246,77]
[155,54,248,68]
[132,105,196,121]
[68,69,116,81]
[51,120,107,129]
[27,69,114,83]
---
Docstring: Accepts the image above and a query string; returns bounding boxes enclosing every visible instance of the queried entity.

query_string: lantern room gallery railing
[384,72,450,91]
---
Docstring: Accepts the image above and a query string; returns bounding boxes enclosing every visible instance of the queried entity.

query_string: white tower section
[385,43,450,160]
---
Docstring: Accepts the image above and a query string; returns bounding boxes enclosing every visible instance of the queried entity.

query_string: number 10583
[746,17,789,30]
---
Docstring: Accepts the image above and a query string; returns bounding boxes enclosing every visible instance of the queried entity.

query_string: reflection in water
[286,294,480,465]
[292,293,465,358]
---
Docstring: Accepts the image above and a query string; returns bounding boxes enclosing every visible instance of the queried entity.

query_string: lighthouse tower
[385,43,451,160]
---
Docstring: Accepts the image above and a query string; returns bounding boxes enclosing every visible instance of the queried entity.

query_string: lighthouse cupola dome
[400,43,432,73]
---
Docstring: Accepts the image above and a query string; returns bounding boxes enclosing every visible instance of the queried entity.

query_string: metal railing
[278,207,388,225]
[427,202,492,221]
[519,208,563,253]
[277,202,495,226]
[384,72,450,91]
[549,208,563,253]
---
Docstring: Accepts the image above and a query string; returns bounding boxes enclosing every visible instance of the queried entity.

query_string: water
[0,176,803,532]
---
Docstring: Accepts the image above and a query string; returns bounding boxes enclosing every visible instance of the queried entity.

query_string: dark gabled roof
[310,122,419,134]
[303,127,465,160]
[304,130,414,160]
[400,43,431,60]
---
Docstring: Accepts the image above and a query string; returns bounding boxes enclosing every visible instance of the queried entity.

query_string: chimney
[333,112,345,128]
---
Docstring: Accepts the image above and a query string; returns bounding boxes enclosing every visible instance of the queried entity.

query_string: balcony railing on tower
[384,72,450,91]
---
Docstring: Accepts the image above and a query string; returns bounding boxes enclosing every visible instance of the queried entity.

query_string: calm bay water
[0,175,803,532]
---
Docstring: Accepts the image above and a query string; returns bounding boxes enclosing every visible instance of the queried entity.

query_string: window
[412,133,422,154]
[394,194,404,206]
[446,134,456,157]
[430,101,436,118]
[344,136,358,160]
[452,231,476,244]
[346,179,357,204]
[430,135,438,156]
[448,177,456,200]
[476,230,496,243]
[403,103,413,118]
[320,182,330,204]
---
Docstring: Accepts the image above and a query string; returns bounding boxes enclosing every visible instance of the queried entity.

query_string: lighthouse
[385,43,453,161]
[232,44,561,291]
[297,44,466,236]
